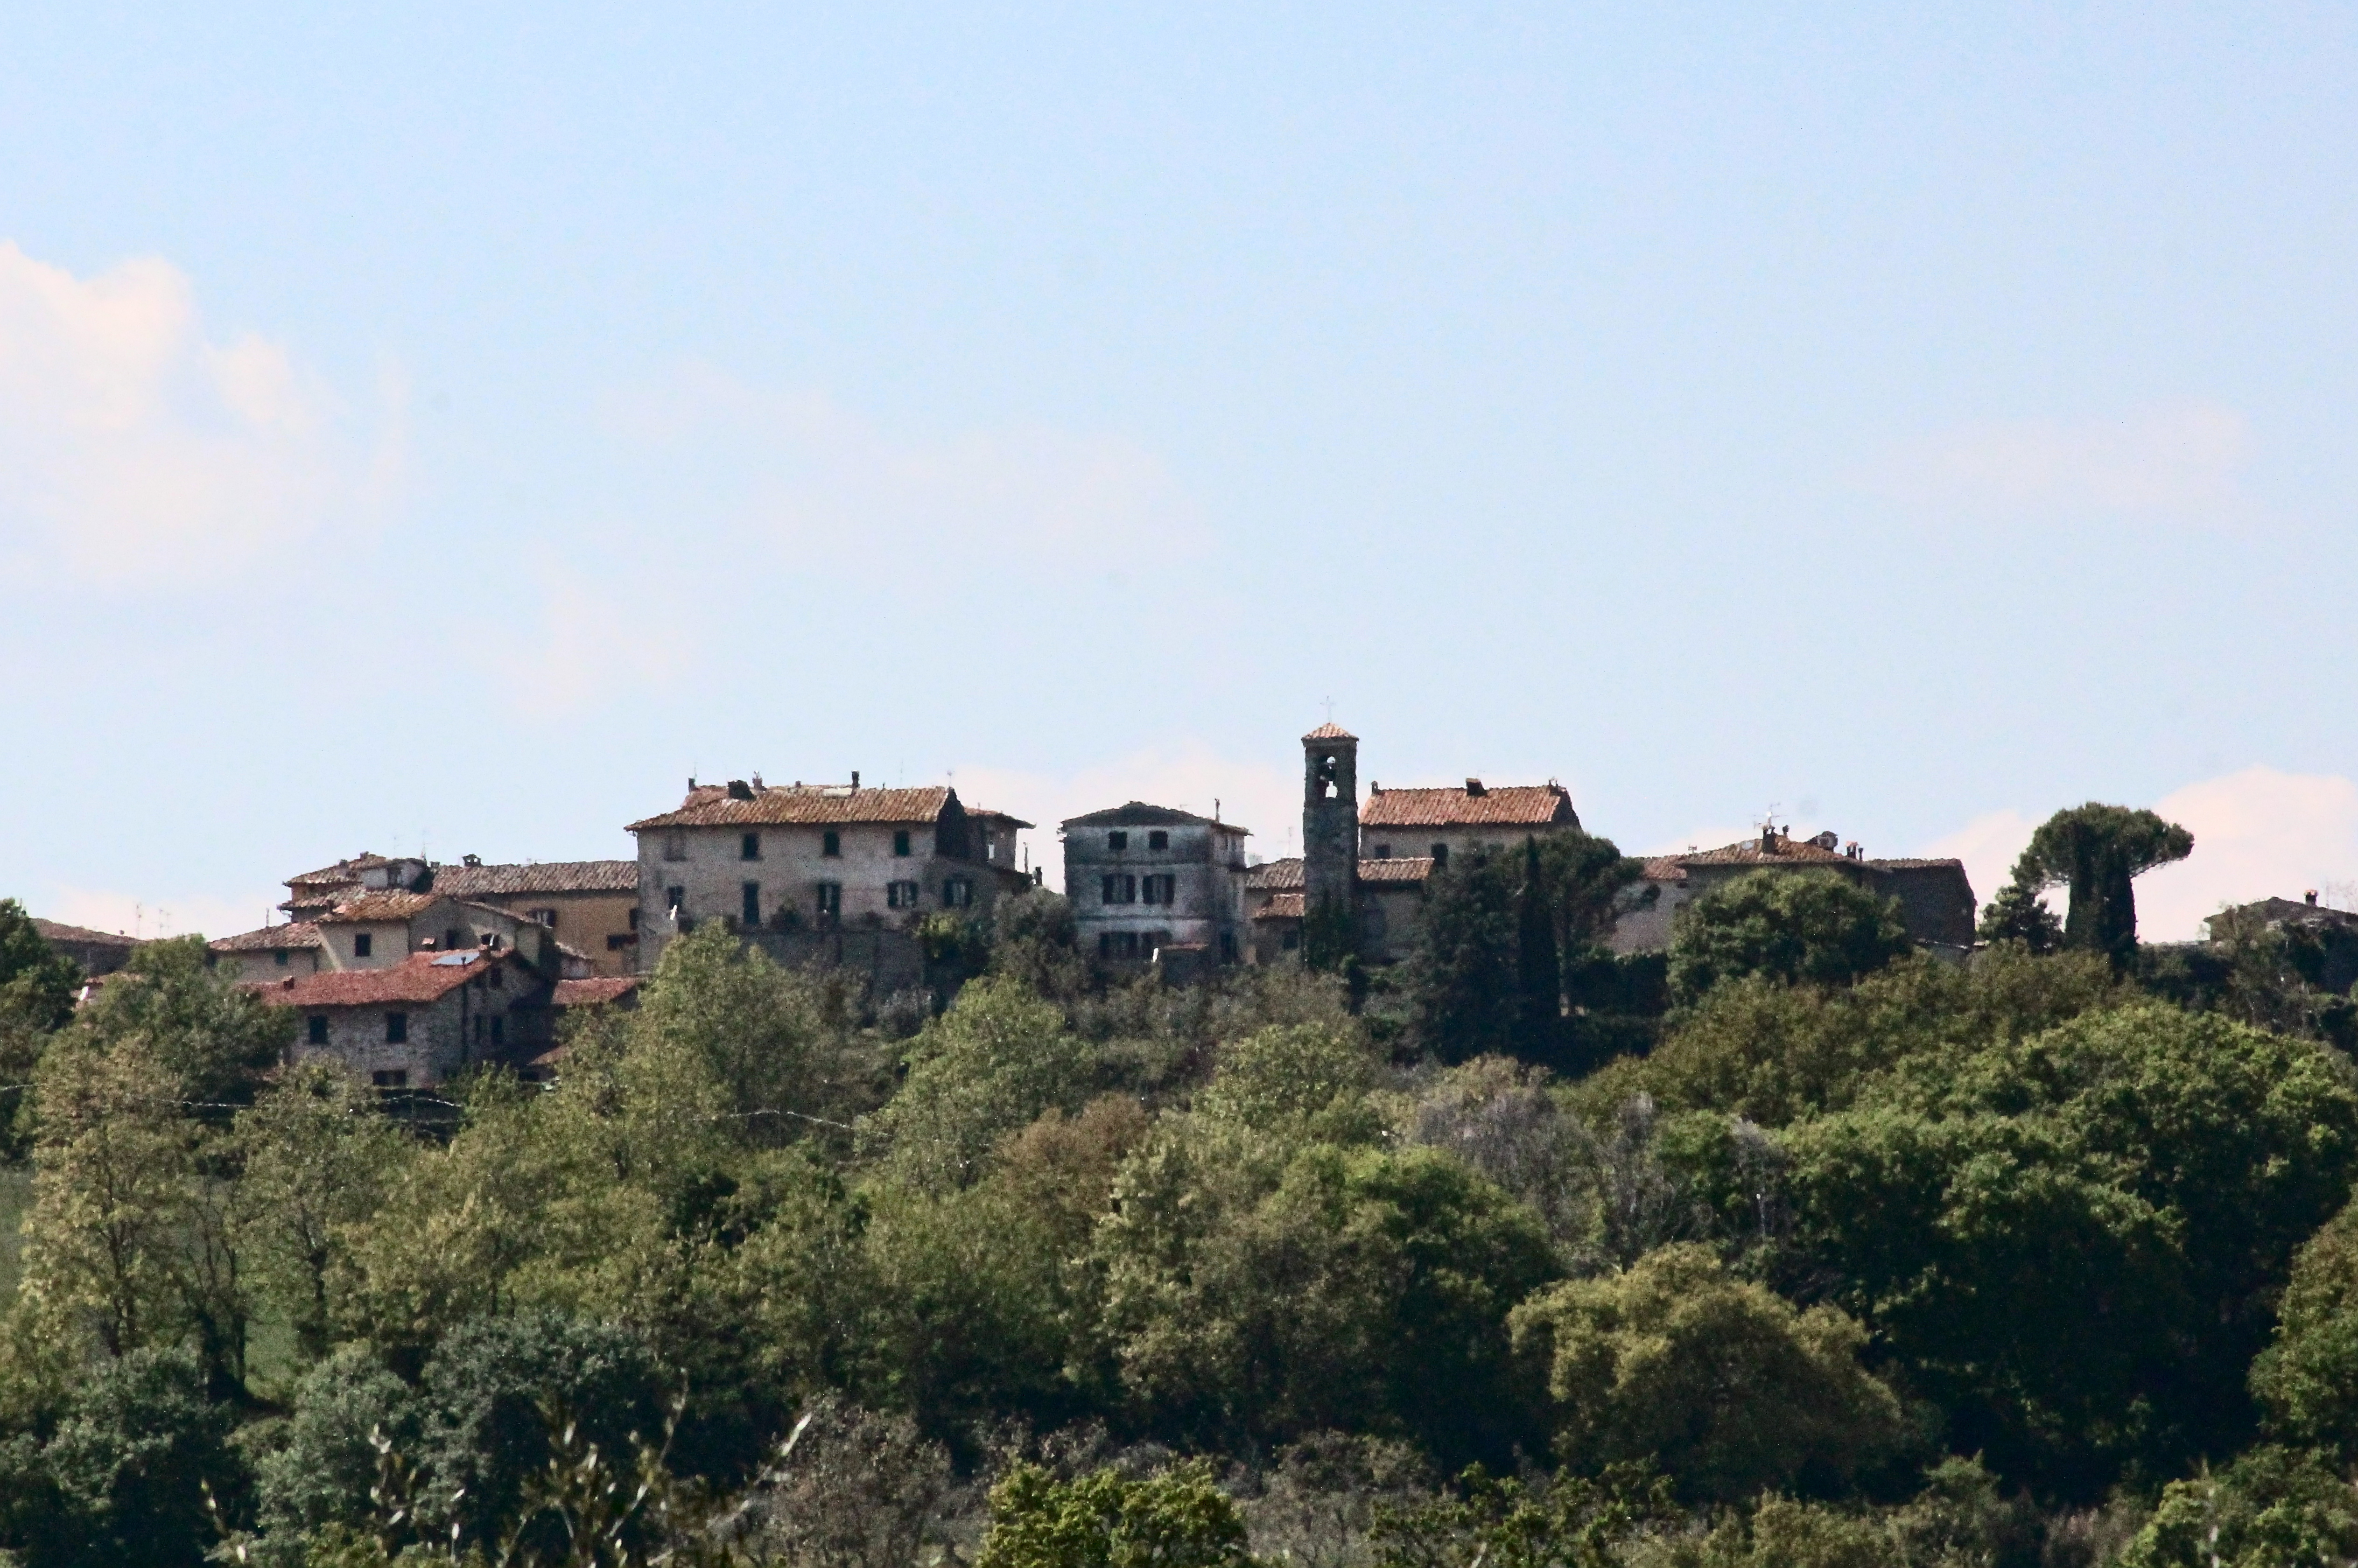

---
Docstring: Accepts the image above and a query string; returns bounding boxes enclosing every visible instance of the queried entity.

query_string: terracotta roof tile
[1061,801,1243,831]
[1678,836,1850,868]
[1360,784,1578,829]
[432,861,638,898]
[285,854,390,889]
[1358,857,1436,884]
[32,919,136,948]
[1248,858,1304,890]
[211,922,325,953]
[255,950,505,1008]
[316,891,442,924]
[1640,856,1688,882]
[964,808,1038,828]
[1302,722,1357,741]
[554,976,642,1007]
[628,784,956,832]
[1253,892,1307,920]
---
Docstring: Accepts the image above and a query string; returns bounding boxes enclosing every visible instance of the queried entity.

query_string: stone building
[214,890,556,985]
[1061,803,1250,966]
[256,946,550,1088]
[430,857,641,975]
[625,776,1032,973]
[1248,724,1586,965]
[210,922,329,984]
[1607,827,1977,956]
[31,919,136,978]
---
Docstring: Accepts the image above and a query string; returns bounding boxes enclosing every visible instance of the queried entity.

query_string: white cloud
[0,242,395,584]
[42,884,282,944]
[605,364,1201,566]
[949,742,1298,893]
[1919,768,2358,943]
[1867,401,2251,520]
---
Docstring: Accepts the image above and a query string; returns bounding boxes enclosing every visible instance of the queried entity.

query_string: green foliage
[71,934,292,1107]
[1302,895,1361,976]
[2252,1194,2358,1454]
[1095,1131,1558,1463]
[0,899,79,1034]
[991,889,1088,1000]
[857,977,1092,1190]
[977,1460,1254,1568]
[1410,833,1645,1071]
[1787,1001,2358,1497]
[1510,1244,1904,1505]
[1667,871,1913,1006]
[2018,803,2195,968]
[1370,1462,1678,1568]
[2119,1446,2358,1568]
[1976,853,2064,954]
[1195,1022,1381,1139]
[25,1345,243,1568]
[253,1345,421,1546]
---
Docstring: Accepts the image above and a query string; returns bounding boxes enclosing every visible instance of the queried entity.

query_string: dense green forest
[6,812,2358,1567]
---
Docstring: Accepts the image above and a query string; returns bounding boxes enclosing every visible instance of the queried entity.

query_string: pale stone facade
[1061,803,1250,965]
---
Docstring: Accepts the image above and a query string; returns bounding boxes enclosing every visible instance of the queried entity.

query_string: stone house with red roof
[1060,802,1251,966]
[625,776,1033,973]
[1605,826,1977,956]
[255,946,551,1088]
[430,857,641,976]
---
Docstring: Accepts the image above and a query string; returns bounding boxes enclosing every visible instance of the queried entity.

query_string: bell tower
[1301,722,1360,921]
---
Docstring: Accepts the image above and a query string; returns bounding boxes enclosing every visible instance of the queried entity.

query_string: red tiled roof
[211,922,324,953]
[1640,856,1688,882]
[317,891,443,924]
[628,784,955,832]
[1358,857,1435,884]
[255,950,503,1008]
[1253,892,1307,920]
[433,861,638,898]
[1248,858,1304,890]
[1303,722,1357,741]
[32,918,136,948]
[554,977,642,1007]
[1062,801,1239,830]
[964,808,1038,829]
[1360,784,1577,829]
[1679,835,1851,868]
[286,853,389,889]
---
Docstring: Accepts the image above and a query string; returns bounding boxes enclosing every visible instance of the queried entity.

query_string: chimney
[851,770,861,790]
[2309,890,2321,906]
[1761,827,1776,853]
[727,779,755,801]
[463,854,482,868]
[688,777,696,790]
[1465,778,1486,797]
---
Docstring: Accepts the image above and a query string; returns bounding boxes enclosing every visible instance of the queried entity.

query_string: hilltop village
[26,723,2319,1093]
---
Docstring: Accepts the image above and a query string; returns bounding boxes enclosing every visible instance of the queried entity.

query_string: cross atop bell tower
[1301,721,1360,918]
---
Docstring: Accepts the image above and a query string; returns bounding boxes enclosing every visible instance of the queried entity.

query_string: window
[1430,843,1448,869]
[1107,831,1128,851]
[1220,932,1237,962]
[1148,830,1168,850]
[893,829,912,857]
[606,933,637,951]
[372,1069,408,1089]
[385,1012,408,1043]
[822,830,841,857]
[444,927,465,952]
[627,907,640,931]
[1282,929,1300,951]
[815,882,842,920]
[1098,931,1142,959]
[491,1016,504,1049]
[353,932,373,959]
[887,880,920,909]
[741,832,762,861]
[666,886,686,918]
[530,908,558,929]
[663,831,688,861]
[742,881,762,926]
[942,877,974,909]
[489,963,504,990]
[474,1015,485,1046]
[1374,843,1393,860]
[307,1015,329,1045]
[1141,874,1176,906]
[1101,873,1137,905]
[274,949,289,967]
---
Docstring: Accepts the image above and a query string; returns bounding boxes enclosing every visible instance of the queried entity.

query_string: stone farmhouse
[429,856,640,975]
[211,887,557,986]
[1608,826,1977,955]
[1060,803,1251,968]
[625,775,1033,973]
[255,945,550,1088]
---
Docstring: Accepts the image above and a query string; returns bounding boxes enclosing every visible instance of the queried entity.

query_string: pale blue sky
[5,4,2357,938]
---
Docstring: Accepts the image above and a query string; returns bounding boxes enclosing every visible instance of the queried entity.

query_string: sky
[5,4,2357,941]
